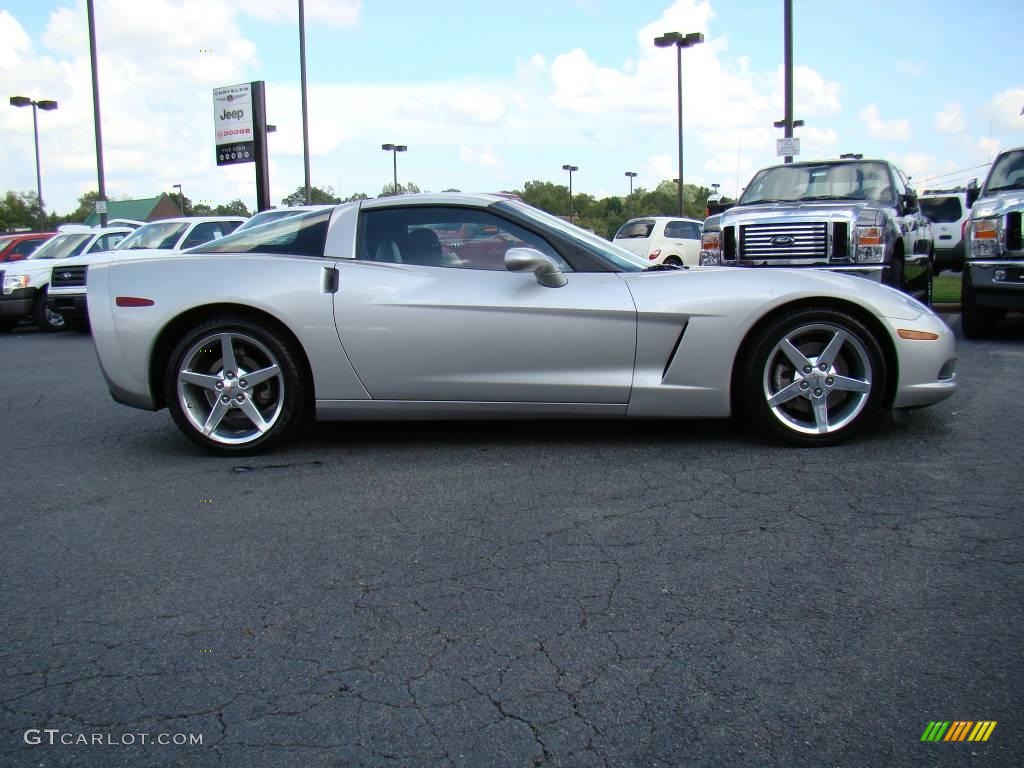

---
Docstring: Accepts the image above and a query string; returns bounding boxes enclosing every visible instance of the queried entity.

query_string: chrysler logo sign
[771,235,796,247]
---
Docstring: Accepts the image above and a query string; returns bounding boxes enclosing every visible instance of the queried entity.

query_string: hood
[973,190,1024,219]
[720,200,878,225]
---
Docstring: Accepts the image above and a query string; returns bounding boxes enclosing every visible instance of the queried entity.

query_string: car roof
[620,216,703,224]
[140,216,247,225]
[360,192,511,210]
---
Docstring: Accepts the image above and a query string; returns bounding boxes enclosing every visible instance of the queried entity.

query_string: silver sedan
[85,193,957,454]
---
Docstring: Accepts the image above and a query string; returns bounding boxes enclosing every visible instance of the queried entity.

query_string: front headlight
[2,275,30,295]
[700,231,722,265]
[970,217,1000,258]
[855,226,884,263]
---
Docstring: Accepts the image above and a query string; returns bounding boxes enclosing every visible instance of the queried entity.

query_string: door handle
[321,267,339,293]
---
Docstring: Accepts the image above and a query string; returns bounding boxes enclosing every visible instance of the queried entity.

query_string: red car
[0,232,55,262]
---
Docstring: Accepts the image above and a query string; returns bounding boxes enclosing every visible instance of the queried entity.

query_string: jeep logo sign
[212,83,255,166]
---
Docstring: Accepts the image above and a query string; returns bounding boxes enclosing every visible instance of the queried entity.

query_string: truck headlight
[700,231,721,265]
[855,226,884,263]
[2,275,30,295]
[970,217,1000,258]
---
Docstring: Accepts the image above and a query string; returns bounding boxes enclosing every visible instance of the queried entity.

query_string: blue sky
[2,0,1022,215]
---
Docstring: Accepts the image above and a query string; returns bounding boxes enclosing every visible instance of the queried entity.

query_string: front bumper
[0,288,35,319]
[47,293,88,321]
[966,260,1024,310]
[888,310,957,410]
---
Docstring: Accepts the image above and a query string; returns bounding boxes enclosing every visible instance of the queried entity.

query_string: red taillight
[648,249,661,260]
[962,219,969,240]
[115,296,154,307]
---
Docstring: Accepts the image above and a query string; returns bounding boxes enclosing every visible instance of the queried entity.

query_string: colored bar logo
[921,721,997,742]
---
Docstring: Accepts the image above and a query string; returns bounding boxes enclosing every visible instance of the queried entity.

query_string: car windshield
[188,209,332,257]
[919,197,963,223]
[982,149,1024,194]
[500,201,649,271]
[28,233,93,259]
[740,161,895,205]
[614,220,655,239]
[117,222,189,250]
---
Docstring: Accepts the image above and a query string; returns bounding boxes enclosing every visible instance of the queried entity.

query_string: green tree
[379,181,421,197]
[0,191,42,231]
[342,192,369,202]
[212,199,252,217]
[281,185,343,206]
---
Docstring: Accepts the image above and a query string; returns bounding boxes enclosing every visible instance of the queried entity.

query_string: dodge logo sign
[771,236,795,247]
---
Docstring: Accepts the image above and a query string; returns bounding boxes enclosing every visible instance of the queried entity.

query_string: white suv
[612,217,703,266]
[919,191,971,272]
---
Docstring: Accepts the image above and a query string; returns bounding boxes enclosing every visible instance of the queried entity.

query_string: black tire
[740,307,886,446]
[663,256,683,267]
[960,271,999,339]
[887,252,906,293]
[32,287,66,332]
[0,318,17,333]
[164,316,309,455]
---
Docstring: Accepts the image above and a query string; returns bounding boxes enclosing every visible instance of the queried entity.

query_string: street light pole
[654,31,704,217]
[625,170,637,196]
[172,184,185,215]
[9,96,58,231]
[381,144,407,194]
[298,0,312,205]
[562,164,578,221]
[86,0,108,226]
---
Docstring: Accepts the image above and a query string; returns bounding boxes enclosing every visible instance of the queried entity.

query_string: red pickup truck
[0,232,55,262]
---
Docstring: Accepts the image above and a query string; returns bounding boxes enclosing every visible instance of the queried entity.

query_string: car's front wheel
[164,317,308,454]
[741,307,886,446]
[33,287,65,332]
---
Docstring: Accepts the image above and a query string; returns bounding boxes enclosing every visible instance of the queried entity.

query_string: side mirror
[901,191,918,214]
[505,247,568,288]
[966,187,980,208]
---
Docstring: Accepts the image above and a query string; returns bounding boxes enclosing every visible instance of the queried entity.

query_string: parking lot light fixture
[654,30,703,216]
[381,144,408,194]
[9,95,58,231]
[625,171,638,196]
[562,164,578,221]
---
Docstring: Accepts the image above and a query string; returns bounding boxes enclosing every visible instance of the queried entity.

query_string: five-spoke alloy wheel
[165,317,307,454]
[742,308,886,446]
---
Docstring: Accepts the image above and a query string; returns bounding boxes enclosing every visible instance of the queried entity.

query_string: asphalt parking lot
[1,313,1021,768]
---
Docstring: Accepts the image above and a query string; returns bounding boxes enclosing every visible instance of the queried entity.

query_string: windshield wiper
[645,263,687,271]
[740,198,793,205]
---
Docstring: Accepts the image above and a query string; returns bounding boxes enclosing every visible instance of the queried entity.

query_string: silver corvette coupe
[86,193,956,454]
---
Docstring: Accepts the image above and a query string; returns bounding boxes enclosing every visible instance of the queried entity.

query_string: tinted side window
[181,222,227,249]
[919,197,963,223]
[664,221,700,239]
[88,233,127,253]
[360,207,570,272]
[614,220,655,239]
[11,239,45,256]
[190,210,331,257]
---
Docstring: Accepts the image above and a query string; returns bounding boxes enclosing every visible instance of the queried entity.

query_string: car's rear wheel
[164,317,308,454]
[741,307,886,446]
[33,287,65,332]
[664,255,683,267]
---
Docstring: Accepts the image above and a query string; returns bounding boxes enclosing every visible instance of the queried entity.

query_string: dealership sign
[212,83,254,166]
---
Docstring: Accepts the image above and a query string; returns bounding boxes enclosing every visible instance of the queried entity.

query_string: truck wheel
[960,271,998,339]
[32,287,66,332]
[0,318,17,333]
[887,254,906,293]
[164,316,308,455]
[740,307,885,446]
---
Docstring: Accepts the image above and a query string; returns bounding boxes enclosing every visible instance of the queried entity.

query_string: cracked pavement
[1,315,1021,767]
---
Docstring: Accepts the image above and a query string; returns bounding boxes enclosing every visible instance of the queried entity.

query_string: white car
[613,217,703,266]
[0,226,132,331]
[919,191,972,273]
[47,216,245,332]
[85,194,956,454]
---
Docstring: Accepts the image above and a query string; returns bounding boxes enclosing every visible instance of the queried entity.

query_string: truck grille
[1006,211,1022,252]
[739,222,828,261]
[51,265,87,288]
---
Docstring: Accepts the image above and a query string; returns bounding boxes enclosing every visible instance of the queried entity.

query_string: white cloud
[934,102,967,133]
[979,136,1001,159]
[448,89,506,125]
[859,104,911,141]
[985,88,1024,134]
[459,146,502,169]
